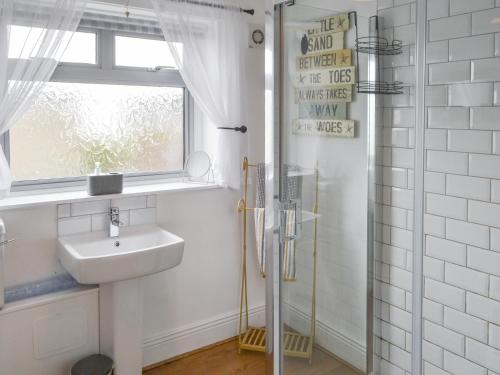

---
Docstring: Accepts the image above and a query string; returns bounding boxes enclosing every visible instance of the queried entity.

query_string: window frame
[6,28,193,191]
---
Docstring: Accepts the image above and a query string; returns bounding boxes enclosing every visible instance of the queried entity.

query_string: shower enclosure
[265,0,416,374]
[267,0,500,374]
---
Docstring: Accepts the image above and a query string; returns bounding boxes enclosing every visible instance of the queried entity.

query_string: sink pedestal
[99,278,144,375]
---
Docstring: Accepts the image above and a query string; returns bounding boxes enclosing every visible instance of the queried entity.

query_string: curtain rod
[180,0,254,15]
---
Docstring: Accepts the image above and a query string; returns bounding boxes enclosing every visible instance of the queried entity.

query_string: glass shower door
[271,1,377,374]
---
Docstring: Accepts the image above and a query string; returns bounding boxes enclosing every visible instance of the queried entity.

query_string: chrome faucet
[109,207,121,238]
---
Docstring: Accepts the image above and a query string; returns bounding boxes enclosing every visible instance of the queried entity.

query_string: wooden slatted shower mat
[240,327,312,359]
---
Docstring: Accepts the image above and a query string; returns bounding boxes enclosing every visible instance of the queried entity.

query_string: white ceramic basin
[58,224,184,374]
[58,224,184,284]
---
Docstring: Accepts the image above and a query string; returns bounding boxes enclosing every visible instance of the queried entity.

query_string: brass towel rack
[237,157,320,361]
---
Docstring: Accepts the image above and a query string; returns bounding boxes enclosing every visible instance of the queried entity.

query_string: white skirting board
[142,304,266,367]
[284,303,366,372]
[142,302,365,370]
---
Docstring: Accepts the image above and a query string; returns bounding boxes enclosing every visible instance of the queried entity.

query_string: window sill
[0,179,221,211]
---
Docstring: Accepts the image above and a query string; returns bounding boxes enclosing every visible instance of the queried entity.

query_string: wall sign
[304,32,344,55]
[295,66,356,87]
[295,85,352,103]
[297,49,352,70]
[293,11,356,139]
[293,119,355,138]
[299,103,347,119]
[307,13,349,36]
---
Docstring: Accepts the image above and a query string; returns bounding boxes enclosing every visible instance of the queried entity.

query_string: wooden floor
[144,339,360,375]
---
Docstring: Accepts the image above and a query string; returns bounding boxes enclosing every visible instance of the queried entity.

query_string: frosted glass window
[9,26,97,64]
[10,82,184,181]
[115,35,181,68]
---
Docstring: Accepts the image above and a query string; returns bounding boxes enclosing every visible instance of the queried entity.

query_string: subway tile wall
[375,1,500,374]
[375,1,416,374]
[57,195,157,236]
[424,1,500,374]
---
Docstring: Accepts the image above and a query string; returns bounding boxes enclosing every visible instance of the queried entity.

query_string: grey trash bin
[71,354,114,375]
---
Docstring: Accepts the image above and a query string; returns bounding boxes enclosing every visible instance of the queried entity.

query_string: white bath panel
[0,288,98,375]
[34,307,88,359]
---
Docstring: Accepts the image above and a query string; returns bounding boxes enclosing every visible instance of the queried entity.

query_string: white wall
[0,3,266,371]
[143,187,265,365]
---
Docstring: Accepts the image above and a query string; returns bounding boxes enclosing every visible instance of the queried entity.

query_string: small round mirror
[184,151,211,179]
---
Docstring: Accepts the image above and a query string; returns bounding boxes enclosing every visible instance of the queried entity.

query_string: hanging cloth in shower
[254,163,301,281]
[254,163,266,277]
[281,164,302,282]
[282,209,297,282]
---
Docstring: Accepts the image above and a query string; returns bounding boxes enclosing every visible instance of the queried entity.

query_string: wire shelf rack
[357,80,404,95]
[349,13,405,95]
[356,36,403,55]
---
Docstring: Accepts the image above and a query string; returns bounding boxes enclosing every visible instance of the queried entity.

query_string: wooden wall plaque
[298,103,347,119]
[293,119,355,138]
[307,13,349,36]
[297,49,352,70]
[295,85,352,103]
[305,32,344,55]
[295,66,356,87]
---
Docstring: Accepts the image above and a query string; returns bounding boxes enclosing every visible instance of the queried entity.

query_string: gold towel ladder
[237,157,319,362]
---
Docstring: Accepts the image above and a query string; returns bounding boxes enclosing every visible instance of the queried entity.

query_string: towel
[254,163,266,277]
[254,207,266,277]
[281,165,303,209]
[254,163,301,281]
[282,209,297,281]
[281,164,301,281]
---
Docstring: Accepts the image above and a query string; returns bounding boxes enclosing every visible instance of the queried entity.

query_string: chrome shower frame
[266,1,377,373]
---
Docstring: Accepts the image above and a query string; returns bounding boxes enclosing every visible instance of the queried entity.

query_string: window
[115,35,182,69]
[8,27,97,64]
[60,31,97,64]
[7,27,189,186]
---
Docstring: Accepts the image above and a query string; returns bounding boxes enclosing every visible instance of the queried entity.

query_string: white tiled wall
[374,1,416,374]
[57,195,156,236]
[423,1,500,374]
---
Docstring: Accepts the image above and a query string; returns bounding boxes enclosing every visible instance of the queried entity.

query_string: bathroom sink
[58,224,184,374]
[58,225,184,284]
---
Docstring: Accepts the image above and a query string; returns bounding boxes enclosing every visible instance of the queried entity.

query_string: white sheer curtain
[0,0,86,197]
[151,0,247,189]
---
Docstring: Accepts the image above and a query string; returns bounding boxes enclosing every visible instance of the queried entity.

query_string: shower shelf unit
[350,12,404,95]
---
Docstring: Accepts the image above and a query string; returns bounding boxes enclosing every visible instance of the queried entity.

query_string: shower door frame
[266,1,376,374]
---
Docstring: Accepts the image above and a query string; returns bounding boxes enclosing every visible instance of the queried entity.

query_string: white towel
[254,163,266,277]
[282,209,297,281]
[254,207,266,277]
[253,163,299,281]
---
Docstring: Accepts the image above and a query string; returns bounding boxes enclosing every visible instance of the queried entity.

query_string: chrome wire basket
[357,80,404,95]
[349,13,405,95]
[356,36,403,55]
